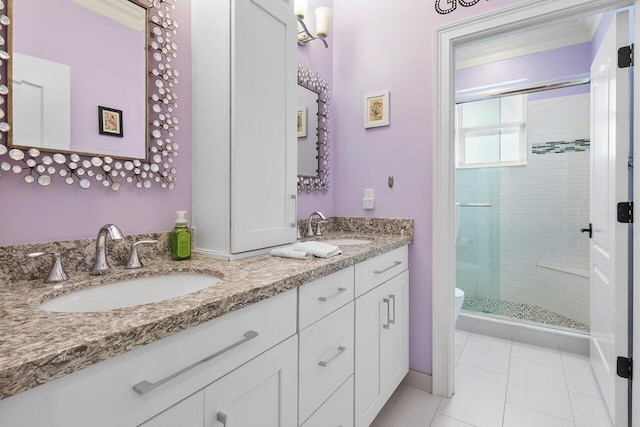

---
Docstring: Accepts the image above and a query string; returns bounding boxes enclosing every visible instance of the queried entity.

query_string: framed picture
[98,106,123,137]
[364,90,389,128]
[297,106,307,138]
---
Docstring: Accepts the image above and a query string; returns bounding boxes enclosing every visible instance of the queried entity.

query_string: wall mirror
[0,0,181,190]
[297,64,330,193]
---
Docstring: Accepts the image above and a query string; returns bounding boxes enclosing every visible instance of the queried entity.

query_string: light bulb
[315,7,332,38]
[294,0,308,19]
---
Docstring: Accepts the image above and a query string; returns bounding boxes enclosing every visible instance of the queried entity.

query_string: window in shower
[456,94,527,168]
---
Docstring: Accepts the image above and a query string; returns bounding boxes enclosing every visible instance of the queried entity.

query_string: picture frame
[98,106,123,137]
[364,90,390,128]
[297,106,307,137]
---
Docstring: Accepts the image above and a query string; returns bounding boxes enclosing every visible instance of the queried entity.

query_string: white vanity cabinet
[0,245,410,427]
[0,290,298,427]
[142,335,298,427]
[192,0,298,257]
[354,246,409,427]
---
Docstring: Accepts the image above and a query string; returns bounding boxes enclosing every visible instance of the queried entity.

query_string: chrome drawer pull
[132,330,259,395]
[319,346,347,367]
[389,294,396,325]
[374,261,402,274]
[383,298,391,329]
[217,412,228,426]
[318,287,347,302]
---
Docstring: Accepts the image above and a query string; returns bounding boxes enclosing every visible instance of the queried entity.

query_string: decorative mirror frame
[0,0,181,191]
[297,64,330,193]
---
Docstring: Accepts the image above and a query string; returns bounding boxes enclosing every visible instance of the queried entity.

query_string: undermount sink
[321,238,372,246]
[39,273,221,313]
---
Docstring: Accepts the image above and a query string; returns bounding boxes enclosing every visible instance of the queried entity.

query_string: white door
[590,10,631,425]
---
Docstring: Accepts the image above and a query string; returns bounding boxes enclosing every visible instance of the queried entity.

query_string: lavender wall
[332,0,524,375]
[456,42,592,100]
[14,0,147,158]
[0,0,192,246]
[297,0,335,219]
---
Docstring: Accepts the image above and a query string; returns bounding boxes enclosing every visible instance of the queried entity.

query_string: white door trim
[432,0,637,399]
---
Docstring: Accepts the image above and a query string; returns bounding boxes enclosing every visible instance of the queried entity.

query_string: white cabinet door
[191,0,297,256]
[231,0,297,253]
[381,271,409,395]
[354,283,387,427]
[139,392,204,427]
[301,376,354,427]
[355,269,409,427]
[204,335,298,427]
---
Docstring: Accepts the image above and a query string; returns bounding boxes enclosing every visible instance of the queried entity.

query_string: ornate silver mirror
[297,64,329,193]
[0,0,180,190]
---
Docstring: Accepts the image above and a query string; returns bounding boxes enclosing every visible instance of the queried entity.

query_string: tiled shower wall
[456,93,591,324]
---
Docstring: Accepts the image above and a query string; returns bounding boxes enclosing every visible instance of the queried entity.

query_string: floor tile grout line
[559,348,577,423]
[502,340,513,427]
[506,401,578,426]
[457,361,510,377]
[510,353,563,368]
[567,389,607,401]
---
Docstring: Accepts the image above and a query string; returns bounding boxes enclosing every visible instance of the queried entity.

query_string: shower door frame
[432,0,640,411]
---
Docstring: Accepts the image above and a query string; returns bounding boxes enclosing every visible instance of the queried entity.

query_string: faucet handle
[125,240,159,269]
[305,221,315,238]
[315,220,329,236]
[28,251,69,283]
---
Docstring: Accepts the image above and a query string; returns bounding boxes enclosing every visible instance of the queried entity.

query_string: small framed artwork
[298,107,307,138]
[364,90,390,128]
[98,106,123,137]
[297,106,307,138]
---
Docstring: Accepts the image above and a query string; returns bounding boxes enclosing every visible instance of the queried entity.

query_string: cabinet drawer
[355,245,408,297]
[301,376,354,427]
[298,266,354,330]
[0,289,297,427]
[299,302,354,424]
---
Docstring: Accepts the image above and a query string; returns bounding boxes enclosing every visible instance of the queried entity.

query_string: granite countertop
[0,229,411,400]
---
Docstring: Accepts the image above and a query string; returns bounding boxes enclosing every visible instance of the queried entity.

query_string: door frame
[432,0,640,404]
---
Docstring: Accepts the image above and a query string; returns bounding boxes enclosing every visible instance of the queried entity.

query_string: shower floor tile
[462,296,589,332]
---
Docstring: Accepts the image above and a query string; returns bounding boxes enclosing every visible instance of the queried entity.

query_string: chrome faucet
[90,224,125,275]
[306,211,328,237]
[28,251,69,283]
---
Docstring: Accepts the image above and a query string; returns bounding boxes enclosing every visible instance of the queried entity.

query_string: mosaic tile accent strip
[462,296,589,332]
[532,139,590,155]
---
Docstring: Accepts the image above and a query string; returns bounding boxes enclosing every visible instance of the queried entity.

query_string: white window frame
[455,95,527,168]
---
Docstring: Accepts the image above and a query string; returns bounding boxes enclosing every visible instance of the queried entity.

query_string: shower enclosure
[455,89,591,334]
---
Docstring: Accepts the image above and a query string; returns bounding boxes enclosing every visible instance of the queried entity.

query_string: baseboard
[401,369,432,393]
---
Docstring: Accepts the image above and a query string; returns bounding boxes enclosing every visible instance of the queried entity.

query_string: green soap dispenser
[171,210,192,261]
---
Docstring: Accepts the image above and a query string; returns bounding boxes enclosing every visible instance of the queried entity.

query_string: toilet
[455,287,465,323]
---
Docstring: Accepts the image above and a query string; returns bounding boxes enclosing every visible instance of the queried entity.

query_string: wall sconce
[295,0,332,48]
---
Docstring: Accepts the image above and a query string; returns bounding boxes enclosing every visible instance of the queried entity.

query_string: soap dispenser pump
[171,210,192,261]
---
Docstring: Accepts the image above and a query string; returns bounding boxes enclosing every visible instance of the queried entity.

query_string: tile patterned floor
[370,330,612,427]
[463,296,590,332]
